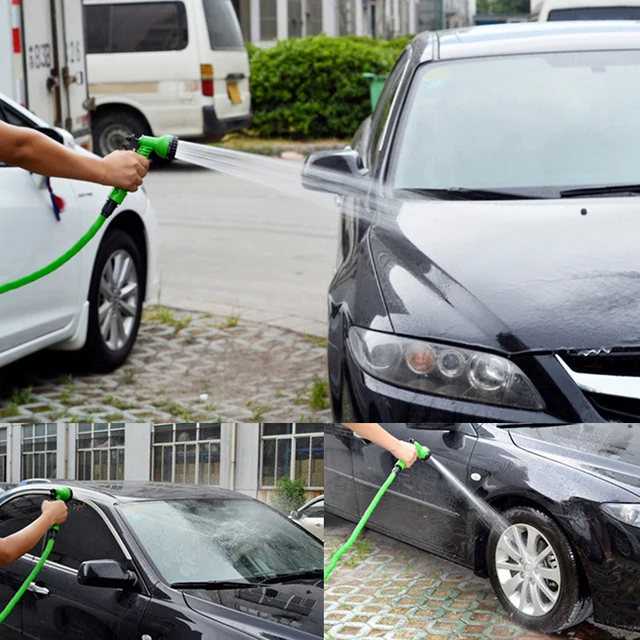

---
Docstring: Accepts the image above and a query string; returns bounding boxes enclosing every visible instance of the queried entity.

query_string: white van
[532,0,640,20]
[83,0,251,156]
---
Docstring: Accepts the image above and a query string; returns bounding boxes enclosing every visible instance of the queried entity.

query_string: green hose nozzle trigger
[393,440,432,473]
[101,134,179,219]
[48,487,73,533]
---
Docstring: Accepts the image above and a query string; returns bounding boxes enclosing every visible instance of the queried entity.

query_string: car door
[0,493,149,640]
[324,424,360,521]
[0,102,82,355]
[350,423,479,560]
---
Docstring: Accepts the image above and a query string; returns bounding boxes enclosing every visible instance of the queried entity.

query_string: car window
[0,494,126,569]
[85,2,189,54]
[548,6,640,19]
[302,505,323,518]
[202,0,245,49]
[119,498,323,585]
[367,49,411,171]
[392,50,640,193]
[0,104,33,128]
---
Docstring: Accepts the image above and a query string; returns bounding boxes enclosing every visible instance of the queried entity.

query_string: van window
[547,6,640,18]
[202,0,245,49]
[85,2,189,54]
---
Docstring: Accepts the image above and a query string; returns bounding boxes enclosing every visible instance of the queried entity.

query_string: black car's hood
[183,579,323,639]
[370,198,640,354]
[507,423,640,498]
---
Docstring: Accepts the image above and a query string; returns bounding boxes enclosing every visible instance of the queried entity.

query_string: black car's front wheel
[487,507,592,634]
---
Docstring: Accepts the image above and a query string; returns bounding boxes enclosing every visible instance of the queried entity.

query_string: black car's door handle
[27,583,49,597]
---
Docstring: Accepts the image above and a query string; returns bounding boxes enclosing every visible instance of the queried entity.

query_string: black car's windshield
[392,50,640,196]
[119,499,323,585]
[549,7,640,19]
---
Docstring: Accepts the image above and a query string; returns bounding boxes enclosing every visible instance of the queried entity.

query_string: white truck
[0,0,93,148]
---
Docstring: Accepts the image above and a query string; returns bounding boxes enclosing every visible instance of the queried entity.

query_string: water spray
[0,135,178,296]
[324,439,431,582]
[0,487,73,624]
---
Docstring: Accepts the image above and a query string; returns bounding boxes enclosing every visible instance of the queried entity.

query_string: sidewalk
[324,515,640,640]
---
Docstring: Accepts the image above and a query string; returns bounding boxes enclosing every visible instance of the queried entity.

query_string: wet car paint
[0,482,323,640]
[325,423,640,630]
[326,24,640,423]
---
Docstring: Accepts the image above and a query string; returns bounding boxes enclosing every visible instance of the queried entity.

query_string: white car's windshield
[119,499,323,585]
[392,50,640,195]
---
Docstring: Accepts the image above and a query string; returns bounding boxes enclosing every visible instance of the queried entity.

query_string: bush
[248,35,410,139]
[271,476,308,514]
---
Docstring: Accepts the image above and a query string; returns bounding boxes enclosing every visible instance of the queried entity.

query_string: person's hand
[41,500,68,527]
[100,150,150,191]
[390,440,419,468]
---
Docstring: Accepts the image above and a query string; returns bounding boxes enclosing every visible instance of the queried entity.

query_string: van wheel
[81,229,143,372]
[93,109,150,157]
[487,507,592,634]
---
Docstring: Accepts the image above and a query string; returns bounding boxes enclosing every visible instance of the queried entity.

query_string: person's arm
[0,500,68,565]
[343,423,419,468]
[0,121,149,191]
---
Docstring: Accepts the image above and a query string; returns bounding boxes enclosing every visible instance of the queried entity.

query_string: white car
[290,496,324,541]
[0,93,157,371]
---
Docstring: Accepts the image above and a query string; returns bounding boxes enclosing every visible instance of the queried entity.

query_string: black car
[0,481,323,639]
[302,21,640,423]
[325,423,640,633]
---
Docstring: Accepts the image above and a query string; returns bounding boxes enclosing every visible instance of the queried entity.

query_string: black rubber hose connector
[101,199,118,219]
[167,136,179,161]
[392,464,403,474]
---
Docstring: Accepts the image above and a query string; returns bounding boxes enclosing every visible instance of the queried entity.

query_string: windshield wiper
[560,184,640,198]
[256,570,324,585]
[398,187,540,201]
[171,580,258,591]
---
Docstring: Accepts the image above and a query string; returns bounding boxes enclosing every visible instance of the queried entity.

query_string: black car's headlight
[348,327,545,411]
[602,504,640,527]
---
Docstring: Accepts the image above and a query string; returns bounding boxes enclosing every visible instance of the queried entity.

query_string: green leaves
[248,36,409,139]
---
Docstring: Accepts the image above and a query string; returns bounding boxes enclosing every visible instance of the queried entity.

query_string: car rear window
[202,0,245,49]
[548,6,640,19]
[85,2,188,54]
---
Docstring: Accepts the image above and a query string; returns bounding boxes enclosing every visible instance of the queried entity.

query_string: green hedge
[248,35,412,139]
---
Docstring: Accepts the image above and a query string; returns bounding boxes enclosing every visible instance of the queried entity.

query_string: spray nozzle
[48,487,73,535]
[101,134,179,219]
[393,439,432,473]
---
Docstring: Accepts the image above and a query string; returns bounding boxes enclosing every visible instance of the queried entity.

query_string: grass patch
[217,313,241,329]
[0,404,20,419]
[309,375,330,411]
[11,386,33,405]
[143,305,191,330]
[103,396,137,411]
[104,413,125,422]
[119,368,136,385]
[153,399,192,422]
[302,334,328,349]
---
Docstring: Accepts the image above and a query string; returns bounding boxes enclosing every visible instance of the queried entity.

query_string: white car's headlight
[602,504,640,527]
[348,327,545,410]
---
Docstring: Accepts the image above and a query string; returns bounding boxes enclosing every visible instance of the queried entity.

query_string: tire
[81,229,144,372]
[92,109,150,157]
[486,507,592,634]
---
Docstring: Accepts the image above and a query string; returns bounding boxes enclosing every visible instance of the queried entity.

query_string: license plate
[227,82,242,104]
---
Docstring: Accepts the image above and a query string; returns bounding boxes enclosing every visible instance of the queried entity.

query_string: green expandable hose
[0,487,73,625]
[0,536,55,624]
[324,440,431,582]
[0,134,179,297]
[0,216,106,296]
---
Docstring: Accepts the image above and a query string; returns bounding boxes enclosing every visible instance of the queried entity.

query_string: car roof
[0,480,252,505]
[416,21,640,62]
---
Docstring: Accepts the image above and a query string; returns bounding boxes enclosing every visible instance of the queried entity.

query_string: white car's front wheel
[82,229,144,372]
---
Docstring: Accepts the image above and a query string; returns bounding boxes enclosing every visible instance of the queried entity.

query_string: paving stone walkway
[0,307,331,423]
[325,515,640,640]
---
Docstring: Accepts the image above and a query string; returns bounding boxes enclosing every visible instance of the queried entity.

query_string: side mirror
[290,510,300,519]
[301,149,368,196]
[77,559,137,589]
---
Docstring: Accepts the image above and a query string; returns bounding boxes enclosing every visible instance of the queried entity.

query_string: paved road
[325,514,640,640]
[144,161,339,337]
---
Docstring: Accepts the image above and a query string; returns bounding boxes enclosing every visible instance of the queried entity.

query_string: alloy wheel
[495,523,561,617]
[98,249,139,351]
